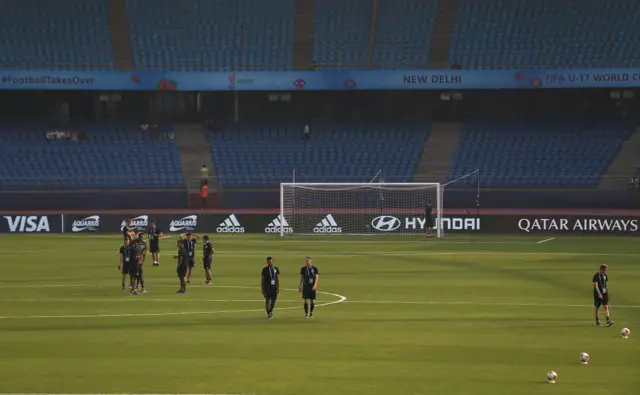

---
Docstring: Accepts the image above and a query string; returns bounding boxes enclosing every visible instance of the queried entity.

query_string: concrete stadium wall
[1,188,638,210]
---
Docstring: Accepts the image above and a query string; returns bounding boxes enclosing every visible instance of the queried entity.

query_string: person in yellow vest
[200,164,209,186]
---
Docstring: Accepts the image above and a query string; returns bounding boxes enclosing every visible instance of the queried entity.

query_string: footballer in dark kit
[424,201,434,237]
[261,257,280,320]
[147,220,163,266]
[124,237,141,295]
[593,264,614,327]
[118,239,130,291]
[175,239,189,294]
[179,232,201,284]
[202,235,215,284]
[299,256,320,319]
[135,232,147,293]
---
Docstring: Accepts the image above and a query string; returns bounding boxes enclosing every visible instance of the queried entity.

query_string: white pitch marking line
[345,300,640,309]
[0,250,638,257]
[0,286,347,320]
[0,298,303,303]
[537,237,555,244]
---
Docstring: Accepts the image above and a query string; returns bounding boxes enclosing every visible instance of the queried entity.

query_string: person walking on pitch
[299,256,320,319]
[593,264,614,327]
[261,257,280,320]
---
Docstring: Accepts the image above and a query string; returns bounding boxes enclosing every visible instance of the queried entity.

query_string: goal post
[279,182,442,237]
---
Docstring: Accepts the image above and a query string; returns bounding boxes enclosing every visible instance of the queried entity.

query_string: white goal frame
[279,182,442,237]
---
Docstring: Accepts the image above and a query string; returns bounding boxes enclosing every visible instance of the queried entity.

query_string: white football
[580,352,590,364]
[547,370,558,383]
[621,328,630,338]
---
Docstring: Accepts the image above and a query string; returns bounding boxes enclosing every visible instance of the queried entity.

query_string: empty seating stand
[447,121,634,187]
[314,0,438,70]
[0,123,183,189]
[450,0,640,69]
[209,123,430,187]
[371,0,438,69]
[0,0,113,70]
[314,0,373,70]
[126,0,295,71]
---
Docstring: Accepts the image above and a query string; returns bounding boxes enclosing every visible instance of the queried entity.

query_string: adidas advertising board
[216,214,245,233]
[121,215,149,232]
[1,215,53,233]
[313,214,342,233]
[265,215,293,233]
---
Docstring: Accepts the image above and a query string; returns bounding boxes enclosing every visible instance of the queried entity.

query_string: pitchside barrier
[0,212,639,235]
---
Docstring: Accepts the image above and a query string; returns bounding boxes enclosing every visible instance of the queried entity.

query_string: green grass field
[0,234,637,395]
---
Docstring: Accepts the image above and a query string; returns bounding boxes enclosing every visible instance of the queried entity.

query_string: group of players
[117,218,321,319]
[118,219,214,296]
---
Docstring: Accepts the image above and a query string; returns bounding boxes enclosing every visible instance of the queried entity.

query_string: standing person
[302,124,310,140]
[174,240,188,294]
[202,235,215,284]
[136,233,147,293]
[118,239,130,291]
[261,257,280,320]
[593,264,614,327]
[200,164,209,186]
[424,201,434,237]
[148,220,163,266]
[180,232,200,284]
[298,256,320,319]
[200,184,209,210]
[125,237,140,296]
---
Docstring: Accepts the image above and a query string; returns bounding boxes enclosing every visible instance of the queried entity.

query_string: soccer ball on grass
[547,370,558,384]
[621,328,630,339]
[580,352,590,364]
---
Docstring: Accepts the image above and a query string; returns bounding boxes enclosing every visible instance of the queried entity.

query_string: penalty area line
[536,237,555,244]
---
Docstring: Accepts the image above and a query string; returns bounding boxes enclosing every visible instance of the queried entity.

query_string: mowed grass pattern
[0,234,638,395]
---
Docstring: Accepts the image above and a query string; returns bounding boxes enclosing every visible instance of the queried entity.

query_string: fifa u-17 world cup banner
[0,213,638,235]
[3,68,640,91]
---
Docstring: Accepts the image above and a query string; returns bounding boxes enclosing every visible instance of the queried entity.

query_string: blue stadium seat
[126,0,295,71]
[371,0,438,69]
[314,0,438,70]
[0,123,183,189]
[209,123,429,187]
[450,0,640,69]
[447,121,634,187]
[0,0,113,70]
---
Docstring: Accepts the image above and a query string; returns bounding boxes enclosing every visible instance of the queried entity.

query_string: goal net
[280,182,442,237]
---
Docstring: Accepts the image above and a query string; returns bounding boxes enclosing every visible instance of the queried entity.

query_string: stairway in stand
[413,123,462,184]
[598,127,640,189]
[427,0,460,69]
[107,0,135,70]
[292,0,317,70]
[174,123,221,209]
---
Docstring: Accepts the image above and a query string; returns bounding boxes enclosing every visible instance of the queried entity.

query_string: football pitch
[0,234,637,395]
